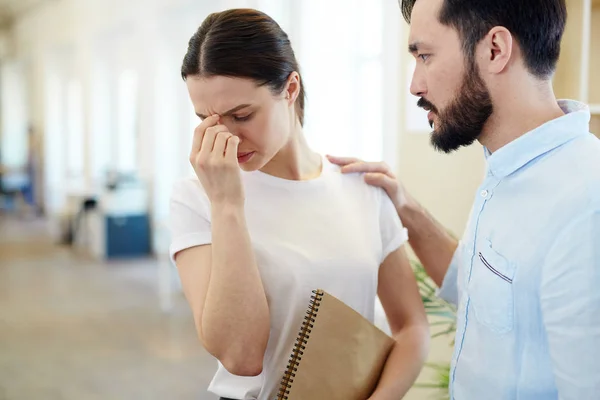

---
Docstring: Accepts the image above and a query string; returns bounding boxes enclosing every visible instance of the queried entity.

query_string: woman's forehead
[187,75,266,111]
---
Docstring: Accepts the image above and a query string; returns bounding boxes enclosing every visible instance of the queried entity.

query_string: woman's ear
[285,72,301,105]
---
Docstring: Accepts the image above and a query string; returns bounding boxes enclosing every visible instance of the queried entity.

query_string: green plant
[411,260,456,399]
[417,363,451,400]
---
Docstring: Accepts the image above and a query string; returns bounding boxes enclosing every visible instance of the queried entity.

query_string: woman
[170,8,429,400]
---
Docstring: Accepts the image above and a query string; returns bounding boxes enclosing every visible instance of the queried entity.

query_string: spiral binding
[275,289,324,400]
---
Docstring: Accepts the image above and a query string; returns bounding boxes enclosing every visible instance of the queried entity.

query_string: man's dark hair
[181,8,306,125]
[400,0,567,79]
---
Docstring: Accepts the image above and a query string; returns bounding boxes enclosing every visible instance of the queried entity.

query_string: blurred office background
[0,0,597,398]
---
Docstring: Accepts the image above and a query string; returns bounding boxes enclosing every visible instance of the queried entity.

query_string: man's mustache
[417,97,438,114]
[417,98,438,128]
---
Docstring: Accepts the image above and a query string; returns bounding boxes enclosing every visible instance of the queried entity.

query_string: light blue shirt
[438,100,600,399]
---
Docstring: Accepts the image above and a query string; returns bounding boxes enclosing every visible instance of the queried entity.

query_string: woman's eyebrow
[197,103,252,120]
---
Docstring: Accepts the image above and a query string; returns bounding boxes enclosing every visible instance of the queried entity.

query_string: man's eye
[233,113,253,122]
[419,54,430,62]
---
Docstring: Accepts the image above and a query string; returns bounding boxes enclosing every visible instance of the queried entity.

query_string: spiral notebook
[276,289,395,400]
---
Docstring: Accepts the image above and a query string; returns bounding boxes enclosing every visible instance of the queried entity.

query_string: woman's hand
[190,115,244,207]
[179,115,269,375]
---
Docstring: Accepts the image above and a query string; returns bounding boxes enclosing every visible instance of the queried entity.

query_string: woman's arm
[175,204,270,377]
[369,245,430,399]
[174,116,270,377]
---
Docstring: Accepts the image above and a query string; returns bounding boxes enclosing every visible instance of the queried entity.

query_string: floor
[0,215,219,400]
[0,214,452,400]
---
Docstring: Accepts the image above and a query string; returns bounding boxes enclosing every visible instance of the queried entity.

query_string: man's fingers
[340,161,391,175]
[326,155,361,166]
[191,115,219,155]
[364,172,396,192]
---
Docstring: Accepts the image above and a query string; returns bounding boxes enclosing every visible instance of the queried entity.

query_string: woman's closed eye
[232,113,253,122]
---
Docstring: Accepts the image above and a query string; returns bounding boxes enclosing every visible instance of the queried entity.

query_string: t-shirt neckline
[242,154,338,188]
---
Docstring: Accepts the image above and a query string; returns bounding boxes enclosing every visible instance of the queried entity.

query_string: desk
[84,185,151,260]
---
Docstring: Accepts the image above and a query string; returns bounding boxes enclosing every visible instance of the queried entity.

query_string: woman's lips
[237,151,255,164]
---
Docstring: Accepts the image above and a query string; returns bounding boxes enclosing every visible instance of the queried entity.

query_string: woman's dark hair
[181,8,306,126]
[400,0,567,79]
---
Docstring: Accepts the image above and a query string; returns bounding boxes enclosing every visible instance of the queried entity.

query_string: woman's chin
[238,157,262,172]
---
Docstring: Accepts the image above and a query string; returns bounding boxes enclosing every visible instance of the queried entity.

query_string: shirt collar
[484,100,591,178]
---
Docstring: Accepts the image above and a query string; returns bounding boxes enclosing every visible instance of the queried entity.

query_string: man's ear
[481,26,513,74]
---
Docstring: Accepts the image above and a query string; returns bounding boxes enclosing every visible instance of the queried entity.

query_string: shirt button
[481,190,489,198]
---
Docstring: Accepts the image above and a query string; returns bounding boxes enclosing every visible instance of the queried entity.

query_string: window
[258,0,400,166]
[152,12,202,223]
[43,62,65,213]
[66,79,84,179]
[116,69,139,173]
[89,59,113,182]
[1,61,29,169]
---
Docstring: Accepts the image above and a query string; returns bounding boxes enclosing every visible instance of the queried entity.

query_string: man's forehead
[407,1,451,48]
[408,26,438,50]
[409,0,442,27]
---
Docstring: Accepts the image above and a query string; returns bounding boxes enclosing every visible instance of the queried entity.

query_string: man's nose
[410,65,427,98]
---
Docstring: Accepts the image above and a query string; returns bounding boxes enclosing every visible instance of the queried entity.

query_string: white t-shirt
[169,155,408,400]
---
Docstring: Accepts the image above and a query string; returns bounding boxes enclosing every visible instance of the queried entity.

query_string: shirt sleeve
[436,241,462,306]
[378,188,409,264]
[168,178,213,263]
[540,209,600,399]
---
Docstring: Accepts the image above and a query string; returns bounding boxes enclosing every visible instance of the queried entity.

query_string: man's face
[408,0,493,153]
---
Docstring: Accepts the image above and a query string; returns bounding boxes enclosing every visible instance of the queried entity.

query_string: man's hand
[327,155,458,288]
[326,155,412,213]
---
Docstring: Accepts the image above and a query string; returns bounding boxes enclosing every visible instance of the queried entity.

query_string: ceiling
[0,0,52,29]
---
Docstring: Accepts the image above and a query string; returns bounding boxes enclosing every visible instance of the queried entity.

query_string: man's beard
[418,60,493,153]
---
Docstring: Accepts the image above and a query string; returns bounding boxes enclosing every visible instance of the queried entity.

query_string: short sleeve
[168,178,213,263]
[378,188,409,263]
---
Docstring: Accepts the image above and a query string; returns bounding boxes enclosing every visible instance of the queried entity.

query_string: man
[327,0,600,398]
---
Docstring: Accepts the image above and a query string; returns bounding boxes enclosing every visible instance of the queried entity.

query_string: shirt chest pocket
[468,240,517,334]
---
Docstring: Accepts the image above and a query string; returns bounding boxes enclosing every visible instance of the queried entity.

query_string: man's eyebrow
[408,42,421,54]
[196,104,252,120]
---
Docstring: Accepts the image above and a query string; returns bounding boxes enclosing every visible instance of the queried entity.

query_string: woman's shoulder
[325,161,386,202]
[322,156,380,189]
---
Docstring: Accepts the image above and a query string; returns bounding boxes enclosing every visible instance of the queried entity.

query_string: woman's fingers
[225,135,240,163]
[200,124,230,158]
[212,131,233,157]
[190,115,219,157]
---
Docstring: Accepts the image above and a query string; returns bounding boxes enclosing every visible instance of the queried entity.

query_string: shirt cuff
[436,245,461,306]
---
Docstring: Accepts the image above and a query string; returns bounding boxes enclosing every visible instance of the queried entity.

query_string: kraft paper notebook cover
[276,289,395,400]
